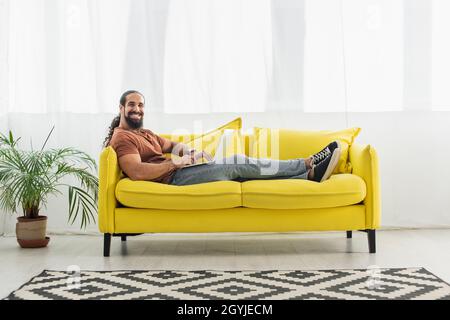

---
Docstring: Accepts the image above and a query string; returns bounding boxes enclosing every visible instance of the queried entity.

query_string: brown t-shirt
[109,127,177,183]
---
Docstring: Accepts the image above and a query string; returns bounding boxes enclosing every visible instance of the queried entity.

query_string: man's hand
[190,149,198,164]
[192,150,213,163]
[172,155,193,168]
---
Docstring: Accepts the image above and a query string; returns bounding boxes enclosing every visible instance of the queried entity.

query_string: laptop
[182,158,216,168]
[180,149,216,169]
[180,129,230,169]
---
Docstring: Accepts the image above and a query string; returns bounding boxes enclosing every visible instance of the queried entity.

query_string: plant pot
[16,216,50,248]
[17,237,50,248]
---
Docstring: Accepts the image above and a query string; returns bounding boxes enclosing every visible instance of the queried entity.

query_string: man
[104,90,341,186]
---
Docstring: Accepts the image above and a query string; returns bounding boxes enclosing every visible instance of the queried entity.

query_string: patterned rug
[5,268,450,300]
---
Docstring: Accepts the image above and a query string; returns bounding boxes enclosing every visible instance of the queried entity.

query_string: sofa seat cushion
[241,174,366,209]
[116,179,242,210]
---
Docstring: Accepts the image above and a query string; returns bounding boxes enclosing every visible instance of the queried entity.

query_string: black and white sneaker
[310,141,341,165]
[311,147,341,182]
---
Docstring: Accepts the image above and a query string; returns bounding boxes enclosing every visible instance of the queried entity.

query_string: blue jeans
[169,154,309,186]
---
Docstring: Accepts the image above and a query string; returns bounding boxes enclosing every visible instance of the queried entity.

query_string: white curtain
[1,0,130,115]
[432,0,450,110]
[304,0,404,112]
[163,0,273,113]
[2,0,450,115]
[1,0,450,234]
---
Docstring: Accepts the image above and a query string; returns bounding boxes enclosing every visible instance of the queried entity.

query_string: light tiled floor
[1,229,450,298]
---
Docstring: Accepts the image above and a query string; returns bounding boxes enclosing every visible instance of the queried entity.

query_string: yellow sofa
[98,130,380,257]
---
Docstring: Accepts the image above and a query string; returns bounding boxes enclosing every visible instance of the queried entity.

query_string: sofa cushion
[116,179,242,210]
[241,174,366,209]
[159,117,242,158]
[251,127,361,173]
[213,129,246,159]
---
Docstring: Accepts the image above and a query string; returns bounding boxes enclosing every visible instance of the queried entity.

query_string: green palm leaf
[0,128,98,228]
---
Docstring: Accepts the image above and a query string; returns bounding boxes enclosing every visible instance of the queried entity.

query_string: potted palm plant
[0,127,98,248]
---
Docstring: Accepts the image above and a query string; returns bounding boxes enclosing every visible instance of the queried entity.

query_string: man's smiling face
[121,92,145,129]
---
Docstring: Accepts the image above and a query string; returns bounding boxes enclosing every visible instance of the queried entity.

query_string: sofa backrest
[98,128,360,189]
[250,127,361,173]
[160,131,253,158]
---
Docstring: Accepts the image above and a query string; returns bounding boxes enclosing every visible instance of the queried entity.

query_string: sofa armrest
[349,143,381,229]
[98,147,122,233]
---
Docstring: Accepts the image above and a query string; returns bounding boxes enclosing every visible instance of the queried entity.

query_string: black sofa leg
[104,233,111,257]
[367,230,376,254]
[121,235,127,242]
[346,231,352,239]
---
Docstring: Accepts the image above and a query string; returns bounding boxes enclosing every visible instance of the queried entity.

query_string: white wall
[1,111,449,235]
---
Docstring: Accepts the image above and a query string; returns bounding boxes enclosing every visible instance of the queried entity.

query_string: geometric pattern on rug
[5,268,450,300]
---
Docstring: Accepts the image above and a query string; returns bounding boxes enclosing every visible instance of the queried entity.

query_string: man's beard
[124,112,144,129]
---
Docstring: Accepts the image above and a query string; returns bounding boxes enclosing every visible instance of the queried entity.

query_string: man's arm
[154,132,189,155]
[158,136,213,161]
[119,154,191,181]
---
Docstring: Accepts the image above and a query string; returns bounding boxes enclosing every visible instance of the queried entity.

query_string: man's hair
[102,90,144,148]
[119,89,144,107]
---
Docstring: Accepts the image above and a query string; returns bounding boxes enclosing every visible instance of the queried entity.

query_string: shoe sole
[320,148,341,182]
[335,140,341,151]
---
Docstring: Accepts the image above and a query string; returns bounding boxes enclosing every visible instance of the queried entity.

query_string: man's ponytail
[103,114,120,148]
